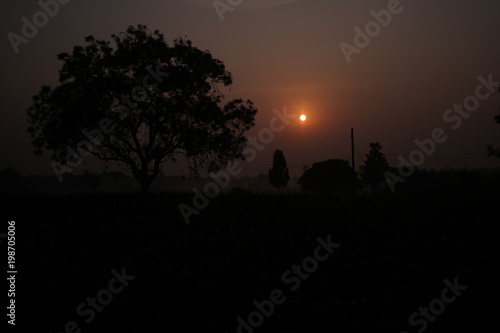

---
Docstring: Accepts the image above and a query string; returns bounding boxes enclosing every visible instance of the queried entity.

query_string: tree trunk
[141,179,151,195]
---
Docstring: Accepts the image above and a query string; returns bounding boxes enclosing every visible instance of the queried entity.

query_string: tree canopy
[268,149,290,192]
[27,24,257,193]
[298,158,356,195]
[487,87,500,158]
[360,142,389,191]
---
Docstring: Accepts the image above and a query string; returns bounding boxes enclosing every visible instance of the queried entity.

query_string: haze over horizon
[1,0,500,180]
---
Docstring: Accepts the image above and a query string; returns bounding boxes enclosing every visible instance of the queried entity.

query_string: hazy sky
[1,0,500,179]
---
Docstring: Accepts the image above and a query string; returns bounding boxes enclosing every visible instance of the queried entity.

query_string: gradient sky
[1,0,500,179]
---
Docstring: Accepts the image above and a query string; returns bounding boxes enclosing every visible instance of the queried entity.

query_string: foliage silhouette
[27,24,257,193]
[0,167,29,194]
[360,142,389,192]
[297,158,356,195]
[268,149,290,193]
[487,87,500,158]
[80,170,102,193]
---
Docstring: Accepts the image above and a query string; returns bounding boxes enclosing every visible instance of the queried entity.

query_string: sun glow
[300,114,307,121]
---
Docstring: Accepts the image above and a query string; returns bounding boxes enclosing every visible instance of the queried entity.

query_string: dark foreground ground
[3,176,500,332]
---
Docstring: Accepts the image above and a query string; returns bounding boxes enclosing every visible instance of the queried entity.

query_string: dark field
[5,178,500,332]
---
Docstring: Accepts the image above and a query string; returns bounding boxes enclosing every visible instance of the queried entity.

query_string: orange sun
[300,114,307,121]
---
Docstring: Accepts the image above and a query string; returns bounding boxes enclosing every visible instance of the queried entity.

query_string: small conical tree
[360,142,389,192]
[487,87,500,158]
[268,149,290,194]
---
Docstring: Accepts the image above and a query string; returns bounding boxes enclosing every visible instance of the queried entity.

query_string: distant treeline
[0,168,300,194]
[1,166,499,195]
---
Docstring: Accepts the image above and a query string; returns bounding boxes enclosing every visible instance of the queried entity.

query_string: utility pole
[351,128,356,195]
[351,128,355,172]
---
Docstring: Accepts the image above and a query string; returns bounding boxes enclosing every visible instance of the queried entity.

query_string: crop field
[5,177,500,332]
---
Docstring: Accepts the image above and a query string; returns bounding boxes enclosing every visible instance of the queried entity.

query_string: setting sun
[300,114,307,121]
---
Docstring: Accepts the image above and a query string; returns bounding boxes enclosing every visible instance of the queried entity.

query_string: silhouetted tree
[487,87,500,158]
[360,142,389,192]
[298,158,356,195]
[0,167,27,194]
[268,149,290,193]
[27,24,257,193]
[80,170,102,193]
